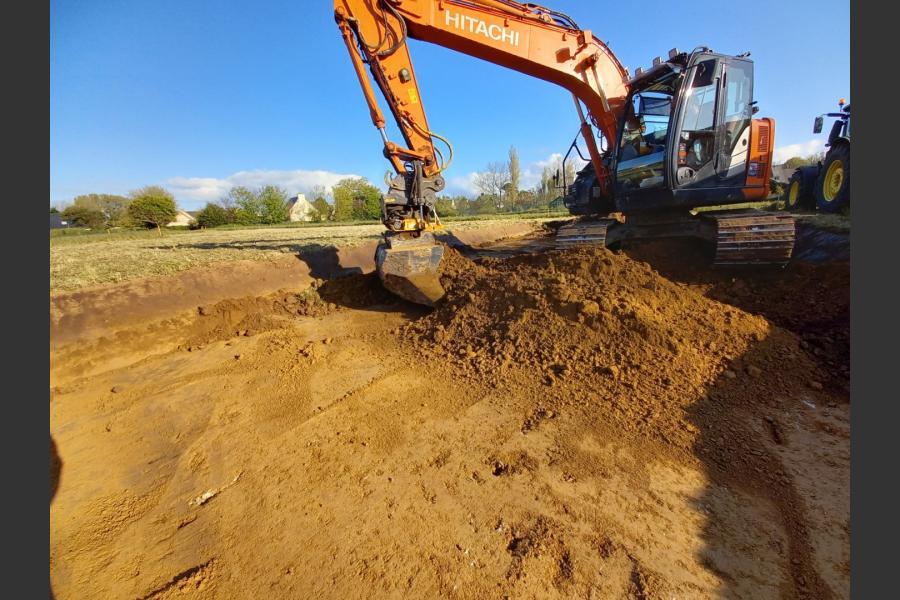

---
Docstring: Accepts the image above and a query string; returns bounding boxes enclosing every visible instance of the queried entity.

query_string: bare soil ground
[50,229,849,599]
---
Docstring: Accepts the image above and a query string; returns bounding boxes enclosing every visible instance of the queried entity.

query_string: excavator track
[554,209,795,266]
[555,219,618,248]
[701,209,795,266]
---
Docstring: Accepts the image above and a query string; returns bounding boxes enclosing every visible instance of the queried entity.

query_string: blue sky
[51,0,850,209]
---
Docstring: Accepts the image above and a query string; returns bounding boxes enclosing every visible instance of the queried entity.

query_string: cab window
[677,59,718,179]
[718,60,753,180]
[619,92,671,160]
[617,92,672,191]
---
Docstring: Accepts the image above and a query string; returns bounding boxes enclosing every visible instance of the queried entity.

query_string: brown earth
[50,235,850,599]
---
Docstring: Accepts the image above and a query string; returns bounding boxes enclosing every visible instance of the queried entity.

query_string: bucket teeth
[375,232,446,306]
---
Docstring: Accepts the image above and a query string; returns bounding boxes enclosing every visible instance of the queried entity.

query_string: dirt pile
[621,238,850,380]
[406,245,823,452]
[399,245,843,598]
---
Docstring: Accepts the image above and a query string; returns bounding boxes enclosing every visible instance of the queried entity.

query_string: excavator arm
[334,0,631,304]
[335,0,630,223]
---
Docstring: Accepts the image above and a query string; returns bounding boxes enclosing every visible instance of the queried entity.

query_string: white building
[288,193,317,222]
[167,210,197,227]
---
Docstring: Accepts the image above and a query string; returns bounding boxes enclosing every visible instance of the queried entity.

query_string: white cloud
[445,172,480,197]
[773,139,826,165]
[167,168,360,208]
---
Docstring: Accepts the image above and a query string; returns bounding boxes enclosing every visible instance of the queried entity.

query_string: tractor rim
[789,181,799,206]
[823,159,844,202]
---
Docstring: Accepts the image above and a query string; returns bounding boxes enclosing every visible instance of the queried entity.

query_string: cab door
[713,58,754,185]
[671,54,755,203]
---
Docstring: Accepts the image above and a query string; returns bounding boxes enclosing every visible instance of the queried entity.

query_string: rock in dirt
[579,300,600,316]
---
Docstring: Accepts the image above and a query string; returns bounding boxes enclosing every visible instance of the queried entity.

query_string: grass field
[50,215,560,293]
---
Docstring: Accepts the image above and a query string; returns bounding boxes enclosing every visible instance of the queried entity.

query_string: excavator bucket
[375,231,446,306]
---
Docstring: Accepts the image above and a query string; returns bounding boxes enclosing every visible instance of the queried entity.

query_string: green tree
[228,186,262,224]
[450,195,473,215]
[127,186,178,234]
[258,185,290,224]
[50,206,59,214]
[311,197,331,222]
[72,193,131,227]
[308,185,328,203]
[332,177,382,221]
[535,158,576,206]
[783,152,825,170]
[434,196,458,217]
[61,205,106,229]
[196,203,231,228]
[517,189,537,210]
[471,194,498,214]
[307,185,331,222]
[507,145,520,209]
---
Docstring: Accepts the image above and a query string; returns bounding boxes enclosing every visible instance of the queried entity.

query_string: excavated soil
[50,238,850,600]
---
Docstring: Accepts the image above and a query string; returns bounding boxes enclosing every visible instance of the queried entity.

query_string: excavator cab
[560,50,789,263]
[567,50,771,215]
[668,53,765,203]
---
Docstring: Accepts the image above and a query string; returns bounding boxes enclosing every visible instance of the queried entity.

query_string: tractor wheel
[815,143,850,213]
[784,169,815,211]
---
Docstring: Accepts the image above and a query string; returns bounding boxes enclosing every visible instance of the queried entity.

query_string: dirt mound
[406,246,821,451]
[400,245,841,598]
[621,238,850,384]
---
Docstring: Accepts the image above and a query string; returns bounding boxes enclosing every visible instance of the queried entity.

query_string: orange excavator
[334,0,794,305]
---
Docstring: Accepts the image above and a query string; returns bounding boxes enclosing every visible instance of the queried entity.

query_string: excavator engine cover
[375,231,445,306]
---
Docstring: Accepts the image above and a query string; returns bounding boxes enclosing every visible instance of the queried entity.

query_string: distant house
[771,164,794,185]
[287,193,316,222]
[50,214,67,229]
[166,210,197,227]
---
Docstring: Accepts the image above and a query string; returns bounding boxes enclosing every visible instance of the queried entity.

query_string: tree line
[53,147,575,231]
[193,178,384,228]
[434,145,575,217]
[55,186,180,233]
[52,177,388,231]
[782,152,826,171]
